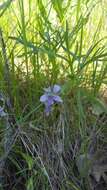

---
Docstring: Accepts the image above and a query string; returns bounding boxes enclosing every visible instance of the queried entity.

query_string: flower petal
[40,94,48,103]
[53,84,61,94]
[47,96,54,106]
[53,95,63,103]
[45,104,52,116]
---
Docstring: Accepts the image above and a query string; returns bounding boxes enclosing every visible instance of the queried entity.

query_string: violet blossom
[40,84,63,116]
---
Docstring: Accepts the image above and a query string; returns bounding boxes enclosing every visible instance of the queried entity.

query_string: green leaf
[91,98,107,115]
[0,0,13,17]
[51,0,64,22]
[21,153,34,170]
[26,177,34,190]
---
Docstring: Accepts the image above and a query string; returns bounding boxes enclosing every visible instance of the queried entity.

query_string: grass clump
[0,0,107,189]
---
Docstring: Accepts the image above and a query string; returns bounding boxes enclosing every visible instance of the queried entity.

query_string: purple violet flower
[40,84,63,116]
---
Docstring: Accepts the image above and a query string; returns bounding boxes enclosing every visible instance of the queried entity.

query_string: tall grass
[0,0,107,189]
